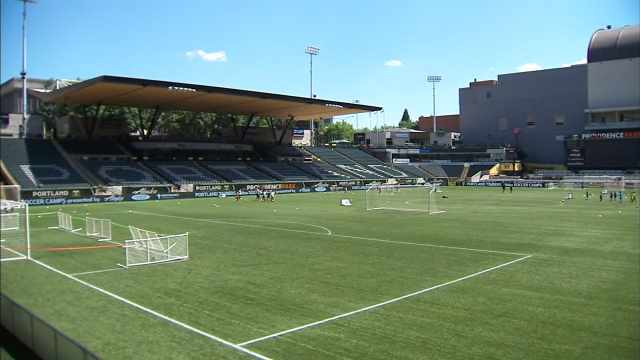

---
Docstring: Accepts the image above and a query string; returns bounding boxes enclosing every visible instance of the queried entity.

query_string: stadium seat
[0,139,90,189]
[83,160,167,185]
[202,162,275,183]
[145,161,224,184]
[253,162,317,181]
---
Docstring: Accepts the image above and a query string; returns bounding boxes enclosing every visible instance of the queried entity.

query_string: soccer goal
[51,211,82,233]
[121,226,189,267]
[1,185,30,262]
[85,217,112,241]
[365,183,446,214]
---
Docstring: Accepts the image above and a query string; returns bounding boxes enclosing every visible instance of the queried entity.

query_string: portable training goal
[120,226,189,267]
[85,217,112,241]
[52,212,82,233]
[365,183,446,214]
[1,185,30,261]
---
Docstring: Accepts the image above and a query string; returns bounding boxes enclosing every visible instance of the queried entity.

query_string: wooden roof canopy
[44,75,382,120]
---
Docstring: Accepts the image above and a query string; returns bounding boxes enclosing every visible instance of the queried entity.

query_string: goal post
[53,212,81,233]
[1,185,30,261]
[86,217,112,241]
[121,226,189,267]
[365,183,446,215]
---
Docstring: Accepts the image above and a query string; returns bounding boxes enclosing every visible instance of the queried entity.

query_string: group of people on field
[233,187,276,202]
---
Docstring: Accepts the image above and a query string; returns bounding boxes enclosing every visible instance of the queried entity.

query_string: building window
[554,115,565,126]
[527,114,536,128]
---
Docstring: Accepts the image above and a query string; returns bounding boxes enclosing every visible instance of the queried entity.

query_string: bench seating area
[0,139,90,189]
[146,161,224,184]
[82,160,167,185]
[202,162,275,183]
[293,162,350,180]
[253,162,316,181]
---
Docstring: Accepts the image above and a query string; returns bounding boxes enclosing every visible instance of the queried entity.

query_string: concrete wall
[588,57,640,109]
[460,65,587,164]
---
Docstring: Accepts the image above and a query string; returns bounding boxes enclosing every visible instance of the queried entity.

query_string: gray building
[460,25,640,167]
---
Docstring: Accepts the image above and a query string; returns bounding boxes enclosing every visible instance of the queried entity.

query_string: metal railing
[1,293,100,360]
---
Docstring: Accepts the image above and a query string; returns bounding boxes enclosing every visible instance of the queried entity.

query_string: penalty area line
[70,267,125,276]
[29,258,272,360]
[237,254,532,347]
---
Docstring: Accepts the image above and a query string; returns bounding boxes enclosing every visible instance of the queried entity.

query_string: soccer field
[1,187,639,359]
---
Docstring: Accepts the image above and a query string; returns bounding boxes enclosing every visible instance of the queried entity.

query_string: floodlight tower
[305,46,319,145]
[19,0,37,138]
[427,75,442,136]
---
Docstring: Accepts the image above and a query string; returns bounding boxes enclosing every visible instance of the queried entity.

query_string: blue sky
[1,0,638,128]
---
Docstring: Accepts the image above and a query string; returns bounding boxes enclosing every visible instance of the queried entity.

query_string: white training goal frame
[1,185,30,262]
[52,211,82,233]
[121,226,189,267]
[85,217,112,241]
[365,183,446,215]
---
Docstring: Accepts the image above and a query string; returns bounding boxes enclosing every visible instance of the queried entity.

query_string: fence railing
[0,293,100,360]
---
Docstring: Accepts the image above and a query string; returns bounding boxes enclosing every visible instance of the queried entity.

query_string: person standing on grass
[235,189,241,202]
[599,191,603,201]
[501,182,506,193]
[509,183,513,193]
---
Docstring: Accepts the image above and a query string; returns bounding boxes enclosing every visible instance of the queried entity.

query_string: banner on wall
[21,178,425,205]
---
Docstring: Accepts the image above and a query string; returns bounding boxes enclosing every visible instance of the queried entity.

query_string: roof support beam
[240,113,255,142]
[278,116,294,145]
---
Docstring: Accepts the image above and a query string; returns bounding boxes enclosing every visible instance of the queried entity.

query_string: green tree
[399,108,413,128]
[319,121,354,143]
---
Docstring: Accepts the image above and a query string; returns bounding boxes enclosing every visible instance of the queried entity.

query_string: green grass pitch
[1,187,639,359]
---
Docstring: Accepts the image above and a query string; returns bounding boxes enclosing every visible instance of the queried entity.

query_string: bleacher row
[0,139,488,189]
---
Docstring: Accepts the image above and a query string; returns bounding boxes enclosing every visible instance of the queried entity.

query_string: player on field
[235,189,241,201]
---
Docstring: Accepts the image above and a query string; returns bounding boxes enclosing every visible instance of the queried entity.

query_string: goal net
[1,186,30,261]
[122,226,189,267]
[54,212,81,232]
[86,217,112,241]
[365,183,446,214]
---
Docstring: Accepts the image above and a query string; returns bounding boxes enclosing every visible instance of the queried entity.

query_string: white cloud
[185,49,227,62]
[384,59,403,67]
[516,63,543,72]
[560,58,587,67]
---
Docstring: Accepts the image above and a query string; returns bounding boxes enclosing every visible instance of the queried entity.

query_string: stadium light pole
[19,0,36,138]
[354,100,359,130]
[305,46,319,146]
[427,75,442,138]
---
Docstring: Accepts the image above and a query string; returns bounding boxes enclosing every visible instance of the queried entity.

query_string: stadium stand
[394,164,433,178]
[335,148,411,178]
[440,164,465,178]
[292,162,351,180]
[202,162,275,183]
[59,140,127,155]
[417,163,448,178]
[0,139,90,188]
[82,160,167,185]
[253,162,317,181]
[305,147,396,179]
[145,161,224,184]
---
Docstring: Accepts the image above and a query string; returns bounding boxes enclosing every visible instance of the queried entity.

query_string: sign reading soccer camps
[463,181,546,188]
[20,179,422,206]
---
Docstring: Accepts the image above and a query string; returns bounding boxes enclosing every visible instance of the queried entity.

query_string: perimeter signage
[581,130,640,140]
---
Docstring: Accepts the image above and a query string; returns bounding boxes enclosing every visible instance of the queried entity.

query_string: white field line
[132,210,334,237]
[238,254,532,346]
[29,258,272,360]
[1,245,26,261]
[70,267,125,276]
[131,210,529,257]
